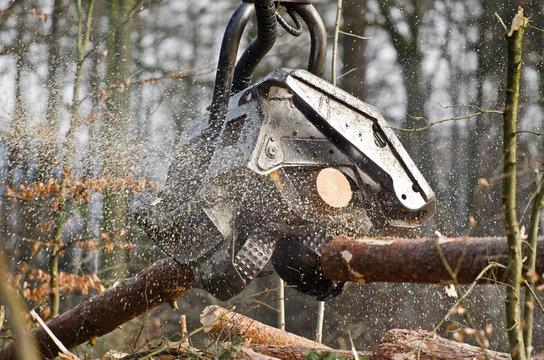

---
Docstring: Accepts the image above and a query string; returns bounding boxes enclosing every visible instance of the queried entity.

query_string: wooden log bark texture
[215,342,370,360]
[201,305,330,349]
[0,258,193,360]
[321,236,544,284]
[371,329,510,360]
[248,344,370,360]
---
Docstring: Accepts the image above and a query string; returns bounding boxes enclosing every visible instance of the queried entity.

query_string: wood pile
[101,306,511,360]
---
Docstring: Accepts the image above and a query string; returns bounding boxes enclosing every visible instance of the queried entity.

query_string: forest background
[0,0,543,358]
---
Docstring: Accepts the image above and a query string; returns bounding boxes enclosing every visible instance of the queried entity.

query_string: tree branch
[522,174,544,356]
[388,106,503,132]
[501,8,528,359]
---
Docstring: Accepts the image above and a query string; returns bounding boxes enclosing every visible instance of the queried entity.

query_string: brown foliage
[5,262,105,326]
[5,174,158,203]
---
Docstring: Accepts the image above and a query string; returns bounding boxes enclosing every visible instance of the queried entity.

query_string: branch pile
[122,307,511,360]
[200,305,366,359]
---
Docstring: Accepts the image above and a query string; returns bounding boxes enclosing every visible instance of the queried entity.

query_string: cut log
[201,305,330,349]
[321,236,544,284]
[249,344,370,360]
[217,342,369,360]
[314,168,352,208]
[295,168,353,216]
[227,345,281,360]
[371,329,510,360]
[0,258,193,360]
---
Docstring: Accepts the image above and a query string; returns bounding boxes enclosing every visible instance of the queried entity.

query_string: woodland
[0,0,544,359]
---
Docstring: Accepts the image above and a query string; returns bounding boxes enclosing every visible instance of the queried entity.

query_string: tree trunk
[320,236,544,285]
[340,0,367,99]
[219,343,368,360]
[37,0,64,182]
[201,305,331,349]
[501,9,527,360]
[0,258,193,360]
[371,329,510,360]
[101,0,135,281]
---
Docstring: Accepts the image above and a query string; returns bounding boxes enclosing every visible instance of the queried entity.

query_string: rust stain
[269,170,284,189]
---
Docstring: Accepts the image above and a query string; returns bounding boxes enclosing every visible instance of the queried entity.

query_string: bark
[219,343,368,360]
[523,177,544,356]
[0,258,193,360]
[250,344,367,360]
[502,9,527,360]
[371,329,510,360]
[101,0,135,281]
[201,305,330,349]
[120,330,510,360]
[376,1,434,191]
[320,236,544,285]
[221,345,281,360]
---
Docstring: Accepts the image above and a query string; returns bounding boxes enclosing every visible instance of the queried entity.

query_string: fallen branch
[321,236,544,284]
[248,344,369,360]
[221,345,281,360]
[201,305,329,349]
[0,258,193,360]
[204,312,509,360]
[371,329,510,360]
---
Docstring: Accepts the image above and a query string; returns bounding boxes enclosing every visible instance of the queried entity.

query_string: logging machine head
[132,0,435,301]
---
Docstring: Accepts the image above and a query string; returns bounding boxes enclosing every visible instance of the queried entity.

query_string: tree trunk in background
[465,0,510,237]
[526,4,544,154]
[376,0,435,211]
[37,0,64,183]
[2,7,28,260]
[340,0,367,99]
[101,0,135,281]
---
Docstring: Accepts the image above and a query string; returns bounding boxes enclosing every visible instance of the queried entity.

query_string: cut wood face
[315,168,352,208]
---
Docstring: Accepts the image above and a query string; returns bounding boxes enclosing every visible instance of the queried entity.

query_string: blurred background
[0,0,543,357]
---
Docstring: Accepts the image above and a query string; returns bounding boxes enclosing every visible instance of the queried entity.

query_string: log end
[315,168,352,208]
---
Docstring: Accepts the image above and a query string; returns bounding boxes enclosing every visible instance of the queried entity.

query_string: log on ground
[201,305,330,349]
[321,235,544,284]
[249,344,370,360]
[0,258,193,360]
[371,329,510,360]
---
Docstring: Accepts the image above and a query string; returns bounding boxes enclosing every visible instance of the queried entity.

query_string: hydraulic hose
[208,2,254,134]
[231,0,277,94]
[290,4,327,76]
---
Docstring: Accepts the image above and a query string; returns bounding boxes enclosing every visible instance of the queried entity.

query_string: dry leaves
[7,262,106,312]
[5,174,158,203]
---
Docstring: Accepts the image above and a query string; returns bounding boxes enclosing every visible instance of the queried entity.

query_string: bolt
[265,145,277,158]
